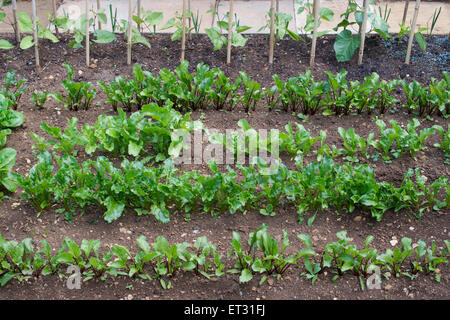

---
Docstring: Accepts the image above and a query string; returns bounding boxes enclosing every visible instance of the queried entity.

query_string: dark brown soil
[0,33,448,301]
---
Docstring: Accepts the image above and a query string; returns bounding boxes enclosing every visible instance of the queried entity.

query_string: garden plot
[0,0,448,301]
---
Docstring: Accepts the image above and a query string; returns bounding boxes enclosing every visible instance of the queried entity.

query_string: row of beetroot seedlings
[1,224,449,290]
[2,62,449,116]
[15,148,449,225]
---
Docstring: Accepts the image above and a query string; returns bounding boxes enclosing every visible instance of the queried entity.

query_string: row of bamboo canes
[8,0,425,72]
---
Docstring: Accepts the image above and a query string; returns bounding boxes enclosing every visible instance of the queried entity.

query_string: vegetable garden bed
[0,31,449,301]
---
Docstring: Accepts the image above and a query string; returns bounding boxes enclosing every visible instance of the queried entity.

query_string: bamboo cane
[227,0,234,64]
[32,0,40,70]
[188,0,192,40]
[310,0,320,66]
[137,0,141,32]
[402,0,410,26]
[292,0,298,34]
[276,0,279,40]
[405,0,420,64]
[127,0,133,65]
[357,0,369,65]
[212,0,219,28]
[52,0,59,37]
[181,0,187,62]
[269,0,275,64]
[12,0,20,44]
[97,0,102,30]
[86,0,90,67]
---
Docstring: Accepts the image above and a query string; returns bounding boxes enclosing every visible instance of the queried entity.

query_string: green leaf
[2,173,17,192]
[205,27,225,50]
[64,238,81,259]
[19,36,34,50]
[239,268,253,283]
[368,13,389,40]
[17,12,33,32]
[161,17,177,30]
[81,239,100,258]
[364,235,375,249]
[217,20,228,30]
[93,30,116,44]
[297,234,313,250]
[144,12,163,26]
[1,109,25,128]
[259,275,268,286]
[40,122,61,139]
[39,29,59,43]
[334,30,360,62]
[236,25,251,33]
[98,12,108,25]
[0,148,16,172]
[54,252,74,265]
[102,198,125,223]
[133,16,144,25]
[151,204,170,224]
[136,235,151,254]
[307,214,317,227]
[128,140,142,157]
[132,34,151,48]
[231,33,247,47]
[287,29,301,41]
[319,8,334,22]
[1,272,18,287]
[171,28,183,42]
[0,39,14,50]
[0,129,11,147]
[297,248,316,259]
[414,32,426,52]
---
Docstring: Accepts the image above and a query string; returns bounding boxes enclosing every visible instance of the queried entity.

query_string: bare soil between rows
[0,33,449,300]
